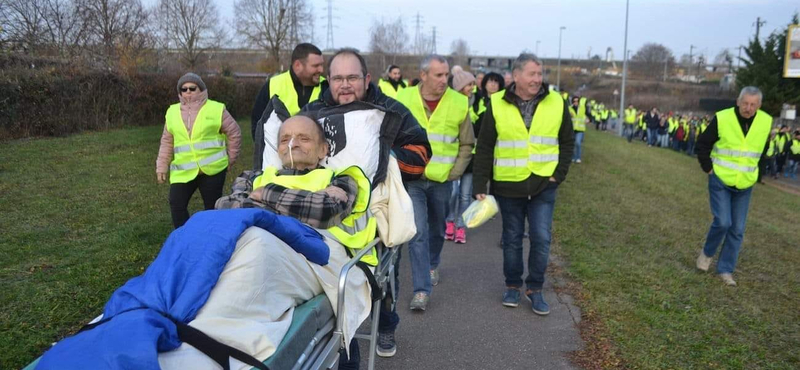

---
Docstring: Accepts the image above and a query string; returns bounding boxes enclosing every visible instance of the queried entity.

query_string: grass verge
[553,129,799,369]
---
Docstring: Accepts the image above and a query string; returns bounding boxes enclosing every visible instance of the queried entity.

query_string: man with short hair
[251,43,327,138]
[396,55,475,312]
[569,95,589,163]
[304,48,431,359]
[473,53,574,316]
[694,86,772,286]
[377,65,407,99]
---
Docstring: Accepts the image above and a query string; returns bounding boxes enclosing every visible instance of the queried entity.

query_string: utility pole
[536,40,541,55]
[688,44,695,75]
[325,0,334,50]
[754,17,766,40]
[432,26,437,54]
[557,26,565,90]
[618,0,630,136]
[414,13,422,55]
[663,57,668,82]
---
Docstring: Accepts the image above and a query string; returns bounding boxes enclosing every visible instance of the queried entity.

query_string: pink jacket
[156,90,242,174]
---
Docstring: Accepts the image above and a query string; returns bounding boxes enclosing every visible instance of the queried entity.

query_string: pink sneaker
[445,221,455,241]
[454,228,466,244]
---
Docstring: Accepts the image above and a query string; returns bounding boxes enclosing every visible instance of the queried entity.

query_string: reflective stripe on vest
[268,71,324,116]
[491,89,563,181]
[254,165,378,266]
[568,97,587,131]
[710,108,772,189]
[397,85,468,182]
[166,100,228,184]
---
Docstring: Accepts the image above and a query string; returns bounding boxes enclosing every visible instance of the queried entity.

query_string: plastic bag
[462,195,499,228]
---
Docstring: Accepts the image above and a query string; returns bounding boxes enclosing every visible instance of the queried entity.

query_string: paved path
[358,216,584,370]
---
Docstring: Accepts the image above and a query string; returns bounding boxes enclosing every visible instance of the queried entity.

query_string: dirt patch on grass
[549,256,626,370]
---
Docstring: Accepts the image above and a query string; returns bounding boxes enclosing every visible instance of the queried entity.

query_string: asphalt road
[357,216,584,370]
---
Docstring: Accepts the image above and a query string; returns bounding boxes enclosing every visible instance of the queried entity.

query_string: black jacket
[473,83,575,198]
[696,107,769,174]
[303,82,431,184]
[250,69,330,139]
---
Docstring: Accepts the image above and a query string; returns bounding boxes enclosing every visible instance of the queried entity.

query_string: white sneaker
[719,273,737,286]
[576,159,582,164]
[696,253,712,272]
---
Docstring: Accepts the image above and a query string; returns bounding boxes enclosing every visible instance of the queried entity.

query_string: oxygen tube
[288,136,295,168]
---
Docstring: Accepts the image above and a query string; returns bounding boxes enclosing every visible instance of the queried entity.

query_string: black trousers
[168,170,227,228]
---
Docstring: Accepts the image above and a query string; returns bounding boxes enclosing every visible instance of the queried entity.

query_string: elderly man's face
[513,61,543,99]
[329,53,370,105]
[420,59,449,97]
[737,94,761,119]
[277,116,328,169]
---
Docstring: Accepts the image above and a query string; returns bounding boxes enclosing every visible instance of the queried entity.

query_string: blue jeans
[446,173,473,228]
[647,128,657,146]
[623,123,635,142]
[407,179,452,294]
[659,133,669,148]
[496,183,558,291]
[702,173,753,274]
[572,131,584,161]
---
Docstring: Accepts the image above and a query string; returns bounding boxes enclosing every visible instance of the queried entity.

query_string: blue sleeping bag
[36,208,330,370]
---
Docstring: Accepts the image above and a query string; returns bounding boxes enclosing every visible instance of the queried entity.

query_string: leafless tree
[0,0,48,53]
[631,42,675,80]
[235,0,313,68]
[41,0,89,58]
[368,17,408,66]
[714,48,734,71]
[156,0,224,68]
[78,0,152,70]
[450,38,469,67]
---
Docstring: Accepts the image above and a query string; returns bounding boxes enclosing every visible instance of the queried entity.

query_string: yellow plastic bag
[462,195,499,228]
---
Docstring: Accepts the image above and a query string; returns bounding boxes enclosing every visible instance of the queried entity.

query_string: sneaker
[376,331,397,357]
[696,252,712,272]
[454,228,466,244]
[525,290,550,316]
[445,221,455,241]
[410,292,429,311]
[502,288,520,307]
[719,273,737,286]
[575,159,582,164]
[430,268,439,286]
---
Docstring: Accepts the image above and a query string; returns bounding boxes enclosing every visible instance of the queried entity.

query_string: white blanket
[158,227,371,370]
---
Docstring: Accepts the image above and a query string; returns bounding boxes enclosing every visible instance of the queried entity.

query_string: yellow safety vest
[568,97,587,132]
[378,79,404,99]
[600,109,609,120]
[767,139,777,157]
[711,108,771,189]
[791,139,800,155]
[776,133,790,152]
[253,166,378,265]
[624,108,637,124]
[166,100,228,184]
[491,89,564,181]
[397,86,468,182]
[268,71,324,116]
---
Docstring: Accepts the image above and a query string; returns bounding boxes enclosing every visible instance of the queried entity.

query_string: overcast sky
[150,0,799,62]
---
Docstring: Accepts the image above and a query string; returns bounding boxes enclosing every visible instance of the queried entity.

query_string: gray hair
[738,86,763,103]
[512,53,543,72]
[420,54,448,72]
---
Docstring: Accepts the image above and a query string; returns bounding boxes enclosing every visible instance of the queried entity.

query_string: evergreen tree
[737,14,800,115]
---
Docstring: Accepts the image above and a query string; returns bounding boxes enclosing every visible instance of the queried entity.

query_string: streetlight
[618,0,630,136]
[557,26,565,90]
[536,40,541,55]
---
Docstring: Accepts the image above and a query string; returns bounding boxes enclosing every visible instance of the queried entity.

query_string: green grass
[553,130,800,369]
[1,123,798,369]
[0,122,255,369]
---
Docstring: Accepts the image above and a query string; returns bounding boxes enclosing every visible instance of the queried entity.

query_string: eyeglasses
[330,75,364,84]
[181,86,198,93]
